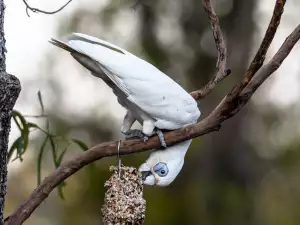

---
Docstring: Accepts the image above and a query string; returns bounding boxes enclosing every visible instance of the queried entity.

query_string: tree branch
[190,0,230,100]
[5,1,300,225]
[22,0,73,17]
[229,0,286,97]
[241,24,300,97]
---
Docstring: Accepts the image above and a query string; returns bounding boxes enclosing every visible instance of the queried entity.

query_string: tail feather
[49,38,77,53]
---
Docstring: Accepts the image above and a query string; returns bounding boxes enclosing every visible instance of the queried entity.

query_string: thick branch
[190,0,230,100]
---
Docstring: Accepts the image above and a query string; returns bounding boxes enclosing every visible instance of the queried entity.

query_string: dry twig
[190,0,230,100]
[5,1,300,225]
[22,0,73,17]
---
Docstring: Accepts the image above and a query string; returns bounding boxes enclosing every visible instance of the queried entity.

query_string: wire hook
[116,140,121,178]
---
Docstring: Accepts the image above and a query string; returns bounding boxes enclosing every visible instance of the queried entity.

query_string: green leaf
[12,110,30,155]
[72,139,89,151]
[49,135,58,168]
[37,135,49,185]
[21,124,29,155]
[16,137,24,162]
[12,110,22,131]
[57,181,66,200]
[27,122,39,129]
[8,137,23,162]
[57,145,70,166]
[11,137,24,162]
[12,110,27,130]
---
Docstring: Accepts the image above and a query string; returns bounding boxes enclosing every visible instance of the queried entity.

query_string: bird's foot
[155,129,167,148]
[123,129,167,147]
[123,129,149,142]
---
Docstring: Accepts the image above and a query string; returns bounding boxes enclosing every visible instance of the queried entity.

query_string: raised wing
[50,33,200,127]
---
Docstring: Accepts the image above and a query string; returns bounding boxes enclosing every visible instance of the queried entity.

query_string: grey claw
[123,129,149,142]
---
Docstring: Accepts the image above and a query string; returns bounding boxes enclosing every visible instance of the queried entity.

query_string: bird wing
[50,33,200,127]
[49,34,130,97]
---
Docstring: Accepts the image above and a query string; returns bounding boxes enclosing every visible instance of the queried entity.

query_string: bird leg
[121,111,149,141]
[123,119,167,148]
[123,129,149,142]
[142,121,167,147]
[120,110,136,134]
[124,128,167,147]
[155,128,167,148]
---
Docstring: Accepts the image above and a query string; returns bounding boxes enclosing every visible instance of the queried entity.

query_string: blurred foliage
[5,0,300,225]
[9,91,90,199]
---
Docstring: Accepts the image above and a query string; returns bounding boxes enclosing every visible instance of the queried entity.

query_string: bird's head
[138,140,191,187]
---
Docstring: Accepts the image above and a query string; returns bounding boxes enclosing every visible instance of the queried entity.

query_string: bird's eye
[153,162,169,177]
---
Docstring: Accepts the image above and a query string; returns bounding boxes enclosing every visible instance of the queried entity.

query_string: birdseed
[101,165,146,225]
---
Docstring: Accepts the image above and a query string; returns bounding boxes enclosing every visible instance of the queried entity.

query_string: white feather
[53,33,200,130]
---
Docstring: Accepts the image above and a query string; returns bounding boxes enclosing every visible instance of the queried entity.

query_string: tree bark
[0,0,21,224]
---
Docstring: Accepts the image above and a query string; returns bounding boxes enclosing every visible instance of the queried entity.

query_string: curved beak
[141,171,152,181]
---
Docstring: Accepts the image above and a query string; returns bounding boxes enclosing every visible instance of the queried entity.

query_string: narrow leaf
[12,111,22,131]
[57,181,66,200]
[8,137,22,162]
[37,91,45,114]
[72,139,89,151]
[16,137,24,162]
[12,110,30,156]
[27,122,39,129]
[12,110,27,129]
[49,135,58,168]
[21,123,30,155]
[37,135,49,185]
[57,144,70,166]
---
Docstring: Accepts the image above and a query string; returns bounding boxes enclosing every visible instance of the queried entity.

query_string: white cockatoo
[50,33,200,186]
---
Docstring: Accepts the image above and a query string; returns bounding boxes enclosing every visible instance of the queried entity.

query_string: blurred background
[3,0,300,224]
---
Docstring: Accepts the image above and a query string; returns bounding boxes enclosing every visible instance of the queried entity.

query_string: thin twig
[190,0,230,100]
[22,0,73,17]
[22,115,48,118]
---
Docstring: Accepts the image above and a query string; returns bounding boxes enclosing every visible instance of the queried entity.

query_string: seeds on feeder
[101,165,146,225]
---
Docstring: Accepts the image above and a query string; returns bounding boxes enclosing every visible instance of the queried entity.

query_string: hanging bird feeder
[101,141,146,225]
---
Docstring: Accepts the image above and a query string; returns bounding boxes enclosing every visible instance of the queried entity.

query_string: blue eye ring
[153,162,169,177]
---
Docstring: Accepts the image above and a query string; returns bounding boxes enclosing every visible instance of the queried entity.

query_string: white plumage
[50,33,201,186]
